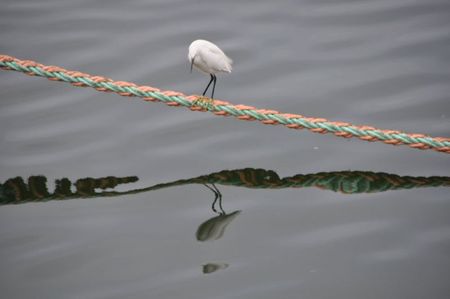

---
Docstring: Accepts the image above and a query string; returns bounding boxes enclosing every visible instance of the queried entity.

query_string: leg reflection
[203,183,224,215]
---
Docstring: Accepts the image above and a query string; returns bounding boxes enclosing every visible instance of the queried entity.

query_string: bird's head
[188,50,197,73]
[188,40,204,73]
[189,56,195,73]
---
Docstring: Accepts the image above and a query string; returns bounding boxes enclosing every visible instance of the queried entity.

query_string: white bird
[188,39,232,105]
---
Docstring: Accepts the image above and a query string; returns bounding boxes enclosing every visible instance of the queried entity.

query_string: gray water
[1,0,450,298]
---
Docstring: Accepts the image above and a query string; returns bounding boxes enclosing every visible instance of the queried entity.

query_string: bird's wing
[207,46,232,64]
[204,47,233,73]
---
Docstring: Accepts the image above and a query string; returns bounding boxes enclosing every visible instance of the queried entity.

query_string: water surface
[1,0,450,298]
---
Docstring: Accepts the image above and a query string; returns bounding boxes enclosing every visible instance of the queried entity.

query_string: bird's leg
[202,74,214,96]
[211,75,217,99]
[193,74,215,110]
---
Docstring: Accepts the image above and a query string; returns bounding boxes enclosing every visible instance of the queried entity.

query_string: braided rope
[1,54,449,154]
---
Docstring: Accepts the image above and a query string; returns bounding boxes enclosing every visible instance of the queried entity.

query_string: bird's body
[189,40,232,74]
[188,40,232,106]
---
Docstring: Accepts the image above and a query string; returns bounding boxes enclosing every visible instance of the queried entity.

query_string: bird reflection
[202,263,229,274]
[196,210,241,242]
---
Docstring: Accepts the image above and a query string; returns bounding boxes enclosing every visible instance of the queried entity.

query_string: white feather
[188,40,232,74]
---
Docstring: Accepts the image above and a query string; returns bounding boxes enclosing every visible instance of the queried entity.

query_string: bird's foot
[193,96,215,110]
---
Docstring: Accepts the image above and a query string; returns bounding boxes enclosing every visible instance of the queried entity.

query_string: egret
[188,39,232,108]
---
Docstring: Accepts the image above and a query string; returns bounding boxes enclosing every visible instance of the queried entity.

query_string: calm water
[1,0,450,298]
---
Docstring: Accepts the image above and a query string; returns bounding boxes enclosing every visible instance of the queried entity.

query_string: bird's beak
[190,58,194,73]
